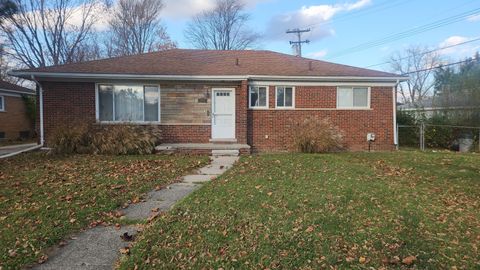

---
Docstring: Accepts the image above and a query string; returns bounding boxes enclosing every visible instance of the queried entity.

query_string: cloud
[438,36,480,58]
[265,0,371,42]
[161,0,268,20]
[467,13,480,22]
[307,50,328,59]
[68,2,111,31]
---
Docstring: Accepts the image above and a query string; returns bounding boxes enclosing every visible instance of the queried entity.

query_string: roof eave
[0,87,35,95]
[9,71,408,83]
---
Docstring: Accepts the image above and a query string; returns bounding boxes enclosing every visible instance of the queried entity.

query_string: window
[97,84,160,122]
[0,96,4,111]
[276,86,294,108]
[337,87,369,108]
[249,86,268,108]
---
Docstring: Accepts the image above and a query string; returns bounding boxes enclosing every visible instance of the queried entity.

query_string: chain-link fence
[397,124,480,152]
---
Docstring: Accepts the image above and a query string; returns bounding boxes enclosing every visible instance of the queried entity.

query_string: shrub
[48,122,90,154]
[86,125,160,155]
[293,117,344,153]
[48,123,160,155]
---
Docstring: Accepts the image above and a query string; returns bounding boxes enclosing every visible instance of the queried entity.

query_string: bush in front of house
[293,117,345,153]
[48,123,160,155]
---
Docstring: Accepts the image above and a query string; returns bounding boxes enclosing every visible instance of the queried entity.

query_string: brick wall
[0,94,33,140]
[247,86,394,152]
[41,81,96,142]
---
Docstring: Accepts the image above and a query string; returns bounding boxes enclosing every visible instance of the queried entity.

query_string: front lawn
[0,152,208,269]
[119,151,480,269]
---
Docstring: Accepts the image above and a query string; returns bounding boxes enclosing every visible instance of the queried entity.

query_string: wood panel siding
[160,85,211,124]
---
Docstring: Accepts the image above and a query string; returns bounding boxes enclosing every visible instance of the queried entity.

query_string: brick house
[0,80,35,141]
[11,49,406,153]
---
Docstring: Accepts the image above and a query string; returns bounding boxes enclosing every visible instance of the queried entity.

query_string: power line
[401,57,478,75]
[327,7,480,59]
[287,28,310,57]
[364,37,480,68]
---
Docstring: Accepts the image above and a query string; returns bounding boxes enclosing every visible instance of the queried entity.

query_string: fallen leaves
[402,255,416,265]
[0,152,208,269]
[119,247,130,255]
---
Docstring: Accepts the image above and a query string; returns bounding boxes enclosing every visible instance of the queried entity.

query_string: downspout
[393,79,399,150]
[31,75,44,146]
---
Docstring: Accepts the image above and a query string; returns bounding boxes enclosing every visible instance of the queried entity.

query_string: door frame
[211,88,236,139]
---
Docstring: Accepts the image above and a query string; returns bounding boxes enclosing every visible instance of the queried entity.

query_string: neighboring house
[399,97,480,119]
[0,80,35,141]
[10,49,406,153]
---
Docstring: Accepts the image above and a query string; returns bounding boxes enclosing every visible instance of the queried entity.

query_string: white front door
[212,89,235,139]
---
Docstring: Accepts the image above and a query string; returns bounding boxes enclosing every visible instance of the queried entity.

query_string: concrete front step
[212,149,239,156]
[155,143,250,155]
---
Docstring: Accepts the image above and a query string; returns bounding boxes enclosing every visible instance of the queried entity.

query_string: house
[10,49,407,153]
[399,97,480,119]
[0,80,35,141]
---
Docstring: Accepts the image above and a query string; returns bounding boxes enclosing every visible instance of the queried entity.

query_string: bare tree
[105,0,176,57]
[0,0,103,68]
[184,0,259,50]
[389,46,443,106]
[0,0,17,21]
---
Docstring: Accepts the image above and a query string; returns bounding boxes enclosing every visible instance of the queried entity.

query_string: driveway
[0,143,40,158]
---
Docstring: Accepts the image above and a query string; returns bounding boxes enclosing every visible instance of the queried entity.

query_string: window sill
[274,107,295,110]
[248,107,269,110]
[95,121,211,126]
[336,107,371,110]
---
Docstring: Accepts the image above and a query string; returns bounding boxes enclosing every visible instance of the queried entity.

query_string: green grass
[0,152,208,269]
[119,151,480,269]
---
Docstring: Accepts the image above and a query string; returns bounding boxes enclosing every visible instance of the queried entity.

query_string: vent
[0,132,5,139]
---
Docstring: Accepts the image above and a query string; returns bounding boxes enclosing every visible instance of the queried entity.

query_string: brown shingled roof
[14,49,399,78]
[0,80,35,95]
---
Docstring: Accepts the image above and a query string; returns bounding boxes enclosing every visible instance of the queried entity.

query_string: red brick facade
[247,86,394,152]
[0,94,33,140]
[40,81,394,152]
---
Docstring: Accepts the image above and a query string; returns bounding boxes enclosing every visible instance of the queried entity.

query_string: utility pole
[286,28,310,57]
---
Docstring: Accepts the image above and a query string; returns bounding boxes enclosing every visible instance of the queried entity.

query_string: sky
[158,0,480,72]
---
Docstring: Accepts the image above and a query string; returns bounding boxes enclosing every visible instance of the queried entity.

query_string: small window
[337,87,369,108]
[276,86,294,108]
[249,86,268,108]
[0,96,4,111]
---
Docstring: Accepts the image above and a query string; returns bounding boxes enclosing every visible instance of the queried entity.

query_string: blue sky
[160,0,480,72]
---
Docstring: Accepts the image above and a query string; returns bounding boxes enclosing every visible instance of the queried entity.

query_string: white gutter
[9,71,409,83]
[30,75,44,146]
[0,88,35,95]
[394,79,399,149]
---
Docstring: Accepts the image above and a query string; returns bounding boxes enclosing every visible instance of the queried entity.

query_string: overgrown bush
[48,123,160,155]
[293,117,344,153]
[48,122,90,154]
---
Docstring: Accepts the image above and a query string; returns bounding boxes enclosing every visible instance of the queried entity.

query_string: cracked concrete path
[32,155,239,270]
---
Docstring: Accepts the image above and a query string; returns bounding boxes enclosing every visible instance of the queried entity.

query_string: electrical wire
[401,57,478,75]
[363,37,480,68]
[326,7,480,59]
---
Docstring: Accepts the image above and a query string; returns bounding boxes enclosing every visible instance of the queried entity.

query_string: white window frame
[248,85,269,109]
[0,96,4,112]
[336,86,371,109]
[95,83,161,123]
[275,86,295,109]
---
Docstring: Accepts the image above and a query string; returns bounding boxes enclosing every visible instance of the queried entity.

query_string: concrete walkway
[0,143,39,158]
[34,155,239,270]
